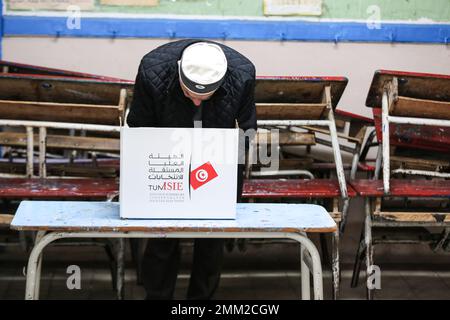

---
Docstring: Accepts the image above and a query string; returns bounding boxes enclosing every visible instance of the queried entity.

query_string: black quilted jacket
[127,39,256,131]
[127,39,256,200]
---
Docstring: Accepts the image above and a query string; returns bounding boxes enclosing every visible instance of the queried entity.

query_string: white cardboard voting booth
[120,127,239,219]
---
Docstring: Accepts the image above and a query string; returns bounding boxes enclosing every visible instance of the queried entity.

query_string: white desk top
[11,201,336,233]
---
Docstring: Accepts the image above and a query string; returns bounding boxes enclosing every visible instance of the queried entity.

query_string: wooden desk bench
[366,70,450,190]
[0,178,118,200]
[0,74,127,262]
[243,179,357,299]
[251,77,351,232]
[349,179,450,299]
[311,162,375,174]
[243,179,357,219]
[11,201,336,300]
[0,178,121,294]
[351,69,450,299]
[253,77,349,195]
[372,108,450,154]
[325,109,375,179]
[372,108,450,178]
[0,73,133,178]
[0,59,127,81]
[350,179,450,198]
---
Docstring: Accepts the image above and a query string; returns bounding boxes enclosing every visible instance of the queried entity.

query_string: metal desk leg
[292,234,323,300]
[24,231,326,300]
[116,238,125,300]
[331,230,340,300]
[328,111,348,201]
[25,232,65,300]
[350,144,362,180]
[300,245,310,300]
[351,221,366,288]
[129,239,145,285]
[374,146,382,180]
[19,231,28,252]
[328,109,350,235]
[381,90,390,193]
[340,199,350,234]
[33,231,47,299]
[364,198,374,300]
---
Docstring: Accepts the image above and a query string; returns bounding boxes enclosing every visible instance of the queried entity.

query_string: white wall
[3,37,450,117]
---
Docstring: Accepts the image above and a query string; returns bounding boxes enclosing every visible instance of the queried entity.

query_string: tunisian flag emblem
[190,162,219,190]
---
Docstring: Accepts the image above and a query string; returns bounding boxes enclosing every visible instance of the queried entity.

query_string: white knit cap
[179,42,228,95]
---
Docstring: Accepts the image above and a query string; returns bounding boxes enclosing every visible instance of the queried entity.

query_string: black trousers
[142,165,243,300]
[142,238,224,300]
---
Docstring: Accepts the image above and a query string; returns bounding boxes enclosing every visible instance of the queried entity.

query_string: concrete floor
[1,240,449,300]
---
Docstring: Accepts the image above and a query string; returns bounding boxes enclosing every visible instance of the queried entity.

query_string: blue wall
[2,14,450,44]
[0,1,3,59]
[0,0,449,55]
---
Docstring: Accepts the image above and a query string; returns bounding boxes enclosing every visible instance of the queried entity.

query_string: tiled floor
[1,241,449,300]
